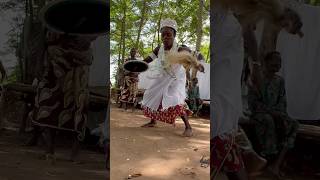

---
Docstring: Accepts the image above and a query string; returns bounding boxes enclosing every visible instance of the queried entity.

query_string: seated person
[247,51,299,178]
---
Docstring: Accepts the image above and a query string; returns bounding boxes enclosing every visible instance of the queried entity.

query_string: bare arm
[241,23,264,90]
[242,25,259,63]
[143,45,160,63]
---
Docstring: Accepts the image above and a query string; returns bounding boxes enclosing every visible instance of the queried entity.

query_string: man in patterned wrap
[29,31,97,161]
[119,48,139,110]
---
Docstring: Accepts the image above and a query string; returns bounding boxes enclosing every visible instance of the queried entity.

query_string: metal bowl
[123,60,148,73]
[39,0,109,36]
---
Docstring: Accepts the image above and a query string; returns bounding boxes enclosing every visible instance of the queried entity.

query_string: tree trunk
[28,0,33,20]
[121,1,127,64]
[118,43,122,67]
[195,0,204,51]
[116,0,127,88]
[25,0,28,15]
[0,60,6,82]
[21,0,47,84]
[157,1,165,44]
[151,29,156,49]
[135,0,147,49]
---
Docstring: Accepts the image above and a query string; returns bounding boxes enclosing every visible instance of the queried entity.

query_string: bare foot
[267,167,291,180]
[243,151,267,177]
[141,122,157,128]
[183,128,193,137]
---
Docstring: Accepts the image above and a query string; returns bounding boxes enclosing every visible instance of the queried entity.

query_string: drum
[123,60,148,73]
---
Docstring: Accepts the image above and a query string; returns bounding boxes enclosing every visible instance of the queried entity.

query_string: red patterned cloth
[143,104,192,125]
[211,134,244,175]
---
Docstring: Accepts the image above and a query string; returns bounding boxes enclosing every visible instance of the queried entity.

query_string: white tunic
[211,8,244,137]
[142,44,187,111]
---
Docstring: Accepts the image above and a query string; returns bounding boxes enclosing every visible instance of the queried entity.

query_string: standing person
[119,48,140,110]
[140,18,203,137]
[187,77,202,117]
[30,31,97,162]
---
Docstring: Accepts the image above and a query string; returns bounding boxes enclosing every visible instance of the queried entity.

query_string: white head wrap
[160,18,178,32]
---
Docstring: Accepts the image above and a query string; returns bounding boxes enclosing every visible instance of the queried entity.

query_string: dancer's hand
[197,64,205,73]
[281,8,304,38]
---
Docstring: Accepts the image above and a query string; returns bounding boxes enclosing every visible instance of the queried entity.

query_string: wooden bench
[296,124,320,144]
[2,83,108,104]
[239,116,320,148]
[0,83,108,132]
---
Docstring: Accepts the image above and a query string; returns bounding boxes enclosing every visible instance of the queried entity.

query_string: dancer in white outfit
[141,18,203,137]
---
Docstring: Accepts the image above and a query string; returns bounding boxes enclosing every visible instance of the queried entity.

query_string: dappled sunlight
[190,123,210,129]
[176,118,210,128]
[192,126,210,133]
[111,156,199,179]
[187,139,210,146]
[110,105,210,179]
[136,114,148,119]
[188,117,210,121]
[137,157,186,177]
[142,135,165,141]
[165,146,208,153]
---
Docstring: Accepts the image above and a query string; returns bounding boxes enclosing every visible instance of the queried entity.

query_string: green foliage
[304,0,320,6]
[0,0,25,83]
[0,0,24,12]
[0,1,25,55]
[2,64,20,84]
[200,42,210,63]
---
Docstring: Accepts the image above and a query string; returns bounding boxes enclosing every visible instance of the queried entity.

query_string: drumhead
[123,60,148,73]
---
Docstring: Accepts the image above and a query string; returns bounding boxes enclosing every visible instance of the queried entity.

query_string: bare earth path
[0,129,108,180]
[110,104,210,180]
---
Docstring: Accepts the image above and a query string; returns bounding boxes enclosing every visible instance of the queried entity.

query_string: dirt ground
[110,104,210,180]
[214,172,320,180]
[0,129,108,180]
